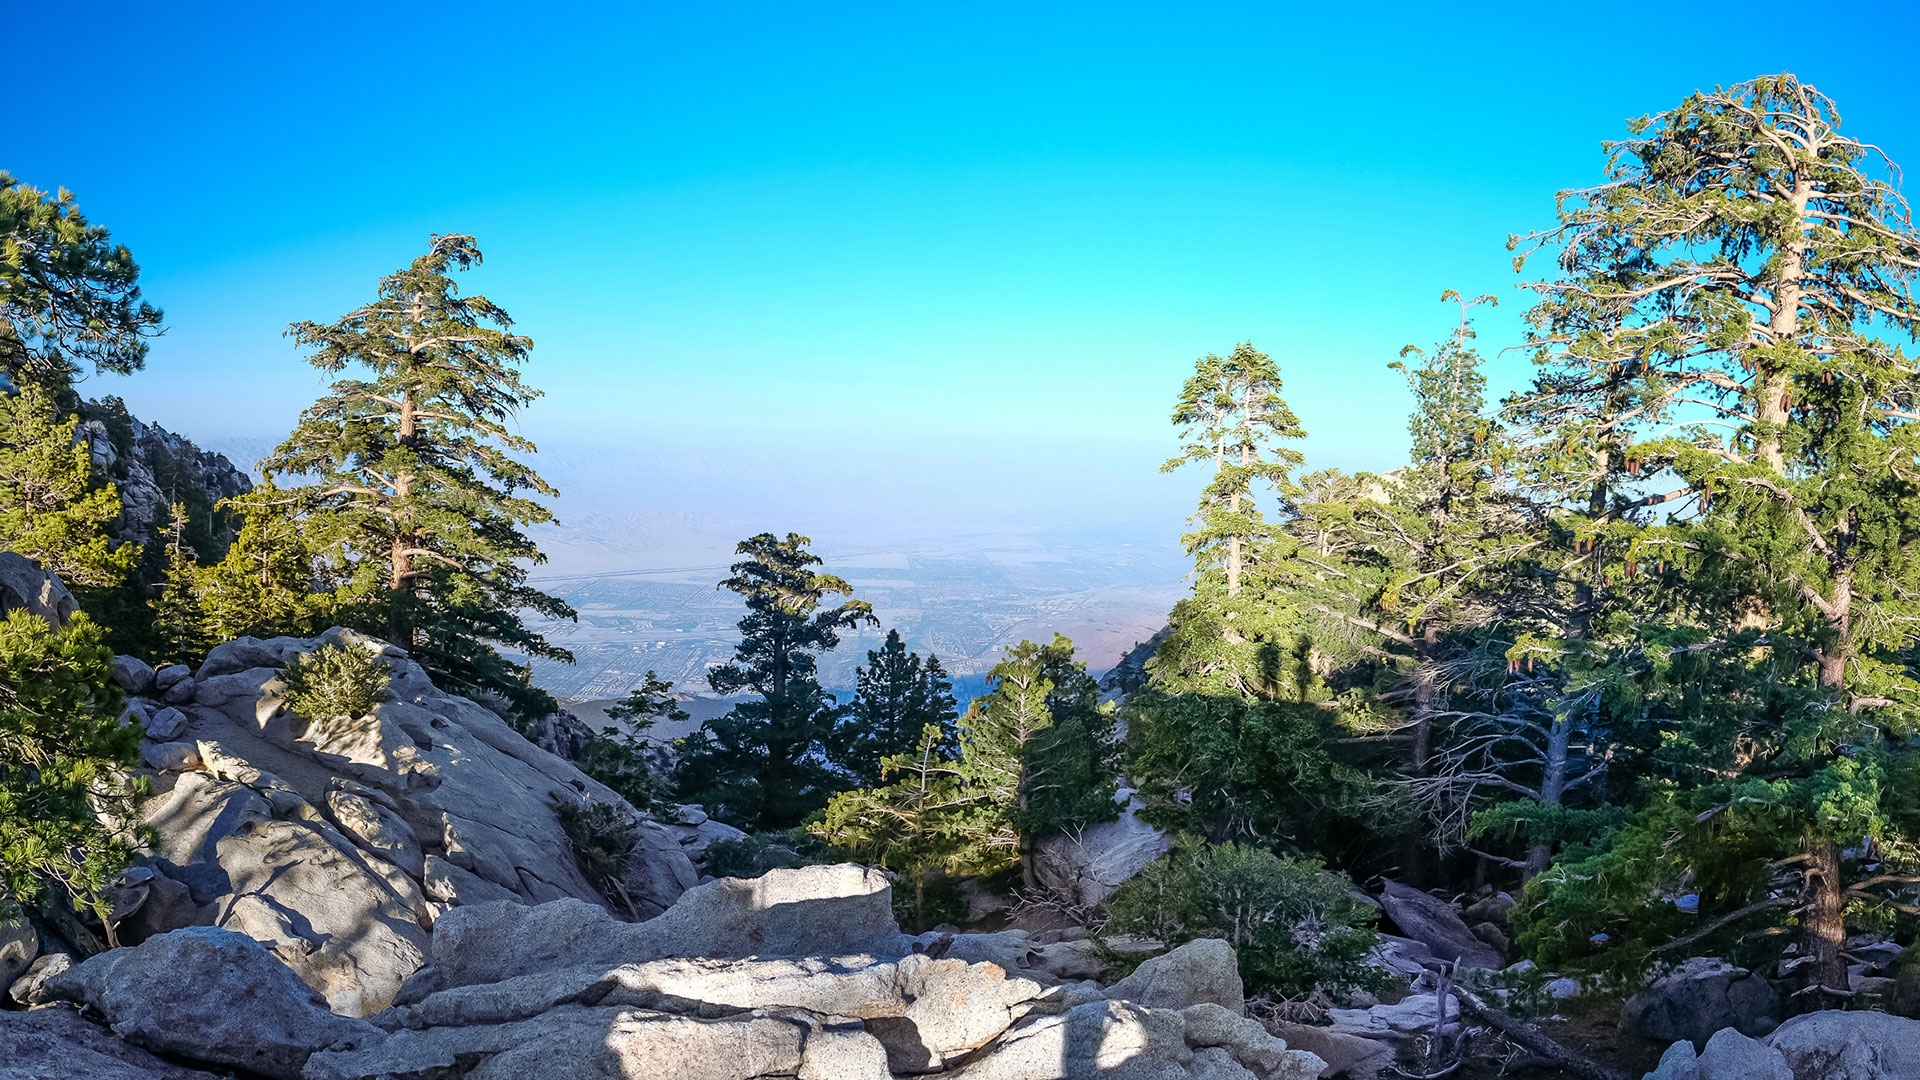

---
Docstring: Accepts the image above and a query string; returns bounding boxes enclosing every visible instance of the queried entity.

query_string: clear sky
[12,1,1920,533]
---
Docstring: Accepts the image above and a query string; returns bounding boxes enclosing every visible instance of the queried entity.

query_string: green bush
[555,799,637,908]
[280,642,392,725]
[1102,841,1387,999]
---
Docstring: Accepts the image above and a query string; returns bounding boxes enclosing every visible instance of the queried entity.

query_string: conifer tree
[0,609,146,931]
[844,629,959,787]
[195,488,356,644]
[147,503,207,665]
[673,532,876,830]
[1510,73,1920,997]
[0,172,163,392]
[0,387,136,588]
[262,234,574,715]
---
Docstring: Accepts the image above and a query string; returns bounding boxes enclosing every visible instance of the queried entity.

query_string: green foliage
[705,829,833,880]
[196,487,368,645]
[673,532,875,830]
[261,234,575,715]
[576,672,685,810]
[814,724,996,930]
[844,630,959,788]
[0,172,163,391]
[0,610,146,921]
[147,503,208,666]
[554,799,637,909]
[1103,842,1386,999]
[280,642,394,726]
[0,387,137,588]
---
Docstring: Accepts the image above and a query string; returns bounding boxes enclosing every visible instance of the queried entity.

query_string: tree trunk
[1524,711,1572,880]
[1404,627,1441,886]
[1757,177,1810,474]
[1798,836,1849,1005]
[388,392,418,649]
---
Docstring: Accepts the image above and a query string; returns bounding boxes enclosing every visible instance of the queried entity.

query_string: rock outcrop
[1375,881,1503,971]
[43,926,380,1080]
[0,1006,225,1080]
[1033,787,1172,908]
[115,628,697,1016]
[308,865,1328,1080]
[0,552,78,626]
[1621,956,1780,1048]
[73,408,252,549]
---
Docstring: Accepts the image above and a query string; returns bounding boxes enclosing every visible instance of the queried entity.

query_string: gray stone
[0,1006,225,1080]
[111,654,156,695]
[1462,892,1515,926]
[423,854,521,906]
[619,816,698,918]
[140,741,201,772]
[325,782,425,879]
[153,664,192,692]
[1327,993,1465,1040]
[143,706,187,741]
[1368,933,1435,977]
[1623,957,1781,1047]
[1105,938,1245,1011]
[1765,1010,1920,1080]
[1263,1019,1394,1080]
[0,552,77,626]
[8,951,70,1005]
[1377,880,1502,970]
[161,676,196,704]
[1696,1028,1790,1080]
[672,812,749,865]
[1033,788,1172,907]
[0,918,36,989]
[1180,1003,1327,1079]
[426,865,911,991]
[1644,1038,1699,1080]
[42,926,379,1080]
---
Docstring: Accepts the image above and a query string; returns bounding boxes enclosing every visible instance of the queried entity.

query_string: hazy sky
[13,1,1920,530]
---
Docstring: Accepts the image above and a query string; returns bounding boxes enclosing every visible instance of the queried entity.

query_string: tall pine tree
[673,532,876,830]
[844,629,959,787]
[263,234,573,716]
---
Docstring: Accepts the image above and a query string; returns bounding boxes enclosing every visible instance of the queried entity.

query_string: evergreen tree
[0,172,163,392]
[812,723,982,930]
[844,629,959,787]
[0,387,136,588]
[955,636,1119,890]
[577,671,687,811]
[1509,73,1920,998]
[262,234,574,716]
[673,532,876,830]
[196,487,361,645]
[0,609,146,933]
[147,503,207,665]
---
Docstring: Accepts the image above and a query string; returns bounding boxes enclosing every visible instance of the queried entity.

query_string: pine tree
[0,387,136,588]
[0,609,146,933]
[262,234,574,716]
[0,172,163,392]
[1509,73,1920,998]
[673,533,876,830]
[844,629,959,787]
[812,724,981,931]
[196,487,361,644]
[147,503,206,666]
[577,671,688,811]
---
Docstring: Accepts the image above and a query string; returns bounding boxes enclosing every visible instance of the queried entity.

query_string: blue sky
[13,2,1920,534]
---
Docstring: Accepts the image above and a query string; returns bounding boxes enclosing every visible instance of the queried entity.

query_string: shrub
[280,642,392,725]
[555,799,638,911]
[1102,841,1386,999]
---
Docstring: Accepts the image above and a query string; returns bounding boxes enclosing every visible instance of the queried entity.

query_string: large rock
[1696,1028,1791,1080]
[42,926,379,1080]
[1034,788,1172,907]
[1764,1010,1920,1080]
[1622,957,1780,1047]
[0,918,36,989]
[111,654,156,695]
[425,865,910,991]
[1105,938,1245,1011]
[1263,1020,1393,1080]
[128,627,703,1013]
[0,1007,225,1080]
[0,552,77,626]
[8,951,69,1005]
[960,997,1323,1080]
[1376,881,1502,970]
